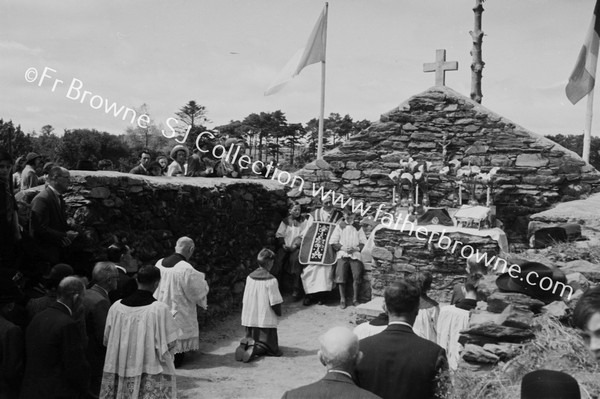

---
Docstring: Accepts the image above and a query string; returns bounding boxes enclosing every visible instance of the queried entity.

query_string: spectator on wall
[129,150,151,175]
[20,152,42,191]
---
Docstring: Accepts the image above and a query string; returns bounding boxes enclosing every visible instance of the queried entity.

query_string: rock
[469,310,503,327]
[490,155,512,167]
[462,344,500,364]
[465,145,489,155]
[87,187,111,199]
[460,324,534,343]
[500,304,534,330]
[129,185,143,193]
[371,247,393,262]
[542,301,569,320]
[566,272,590,292]
[486,292,545,314]
[410,132,437,141]
[561,260,600,282]
[457,359,496,372]
[482,343,520,361]
[515,154,549,168]
[341,170,361,180]
[468,305,534,330]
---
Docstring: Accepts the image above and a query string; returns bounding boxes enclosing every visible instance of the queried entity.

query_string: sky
[0,0,598,138]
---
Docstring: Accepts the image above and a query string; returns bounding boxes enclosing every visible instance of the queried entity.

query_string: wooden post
[583,89,594,163]
[470,0,485,103]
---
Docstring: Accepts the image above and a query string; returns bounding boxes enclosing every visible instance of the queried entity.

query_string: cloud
[0,40,42,54]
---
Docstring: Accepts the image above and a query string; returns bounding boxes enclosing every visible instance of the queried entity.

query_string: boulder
[500,305,535,330]
[460,323,534,343]
[341,170,362,180]
[486,292,545,314]
[542,301,570,320]
[561,260,600,282]
[482,343,520,361]
[462,344,500,364]
[565,272,590,293]
[515,154,549,168]
[87,187,111,199]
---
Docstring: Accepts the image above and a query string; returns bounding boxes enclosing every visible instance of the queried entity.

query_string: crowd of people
[0,236,209,399]
[128,138,275,179]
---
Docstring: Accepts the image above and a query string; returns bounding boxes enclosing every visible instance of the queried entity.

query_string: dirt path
[177,296,358,399]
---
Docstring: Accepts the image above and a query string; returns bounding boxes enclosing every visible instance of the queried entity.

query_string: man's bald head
[92,262,119,291]
[318,327,361,371]
[175,236,195,259]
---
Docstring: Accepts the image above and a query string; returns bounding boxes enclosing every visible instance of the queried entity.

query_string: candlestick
[415,185,419,206]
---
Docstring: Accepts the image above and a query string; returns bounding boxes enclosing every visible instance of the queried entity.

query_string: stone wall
[19,171,288,324]
[292,86,600,246]
[369,227,500,303]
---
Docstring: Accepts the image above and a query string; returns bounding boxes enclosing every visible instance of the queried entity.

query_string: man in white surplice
[101,265,179,399]
[155,236,209,367]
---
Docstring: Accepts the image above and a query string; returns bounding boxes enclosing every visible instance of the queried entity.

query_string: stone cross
[423,49,458,86]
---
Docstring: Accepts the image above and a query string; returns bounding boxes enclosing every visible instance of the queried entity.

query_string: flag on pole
[566,0,600,105]
[264,5,327,96]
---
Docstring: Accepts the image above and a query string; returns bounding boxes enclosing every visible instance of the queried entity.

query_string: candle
[415,185,419,206]
[392,186,396,205]
[459,183,463,206]
[486,186,491,206]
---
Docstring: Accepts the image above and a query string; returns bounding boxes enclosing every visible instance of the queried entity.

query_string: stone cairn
[455,260,597,369]
[292,86,600,246]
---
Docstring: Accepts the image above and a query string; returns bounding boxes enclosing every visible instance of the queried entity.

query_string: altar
[364,206,508,303]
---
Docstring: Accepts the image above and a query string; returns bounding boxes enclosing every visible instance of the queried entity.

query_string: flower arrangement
[389,158,432,205]
[452,163,499,206]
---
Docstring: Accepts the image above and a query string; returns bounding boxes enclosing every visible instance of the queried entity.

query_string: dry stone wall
[19,171,288,326]
[294,86,600,246]
[370,227,500,303]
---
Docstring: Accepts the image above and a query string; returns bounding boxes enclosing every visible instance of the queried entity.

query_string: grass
[449,315,600,399]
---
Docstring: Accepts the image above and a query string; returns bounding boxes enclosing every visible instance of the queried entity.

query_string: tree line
[0,101,371,172]
[3,100,599,173]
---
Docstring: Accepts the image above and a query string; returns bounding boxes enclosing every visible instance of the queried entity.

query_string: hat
[25,152,41,164]
[43,162,55,174]
[43,263,74,289]
[495,261,567,303]
[521,370,580,399]
[0,278,21,304]
[169,145,189,160]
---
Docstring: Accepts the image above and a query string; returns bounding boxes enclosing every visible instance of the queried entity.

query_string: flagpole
[317,2,328,160]
[584,88,594,163]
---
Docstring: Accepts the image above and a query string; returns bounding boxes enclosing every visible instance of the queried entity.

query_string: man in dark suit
[106,243,137,303]
[128,150,151,175]
[29,166,78,268]
[355,279,449,399]
[21,276,90,399]
[281,327,381,399]
[82,262,118,399]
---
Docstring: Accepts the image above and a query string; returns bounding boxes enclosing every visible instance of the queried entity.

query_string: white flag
[265,5,327,96]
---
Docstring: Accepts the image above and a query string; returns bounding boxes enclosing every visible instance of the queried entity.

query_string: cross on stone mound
[423,49,458,86]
